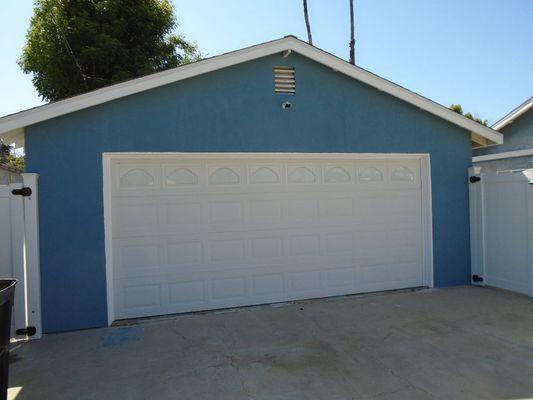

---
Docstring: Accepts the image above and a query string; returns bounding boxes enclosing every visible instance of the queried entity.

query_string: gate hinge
[16,326,37,336]
[11,187,32,197]
[469,176,481,183]
[472,274,483,283]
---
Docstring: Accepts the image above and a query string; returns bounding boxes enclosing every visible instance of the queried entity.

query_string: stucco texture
[25,53,473,332]
[473,109,533,171]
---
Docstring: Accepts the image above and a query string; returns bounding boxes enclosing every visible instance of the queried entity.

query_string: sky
[0,0,531,124]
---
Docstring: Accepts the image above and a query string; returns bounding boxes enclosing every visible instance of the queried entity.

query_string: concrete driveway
[8,286,533,400]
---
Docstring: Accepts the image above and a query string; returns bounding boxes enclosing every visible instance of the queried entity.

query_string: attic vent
[274,66,295,94]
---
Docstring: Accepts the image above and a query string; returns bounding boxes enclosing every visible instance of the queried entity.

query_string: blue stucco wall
[474,110,533,156]
[473,109,533,171]
[25,53,473,332]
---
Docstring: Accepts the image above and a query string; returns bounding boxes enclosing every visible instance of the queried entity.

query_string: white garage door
[106,154,431,321]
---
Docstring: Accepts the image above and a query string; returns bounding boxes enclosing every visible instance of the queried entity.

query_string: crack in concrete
[168,325,190,342]
[214,354,253,399]
[301,310,438,399]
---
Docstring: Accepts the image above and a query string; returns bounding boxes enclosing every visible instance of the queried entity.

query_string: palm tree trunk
[349,0,355,64]
[303,0,313,45]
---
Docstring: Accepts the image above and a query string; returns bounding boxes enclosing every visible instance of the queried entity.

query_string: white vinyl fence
[0,174,41,339]
[469,167,533,296]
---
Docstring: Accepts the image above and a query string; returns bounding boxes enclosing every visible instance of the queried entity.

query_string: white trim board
[492,97,533,131]
[473,148,533,162]
[102,154,115,325]
[102,151,431,160]
[1,36,502,145]
[102,151,434,325]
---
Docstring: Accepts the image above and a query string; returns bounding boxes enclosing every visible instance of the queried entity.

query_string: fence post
[468,166,485,286]
[7,183,26,338]
[21,173,42,339]
[527,180,533,297]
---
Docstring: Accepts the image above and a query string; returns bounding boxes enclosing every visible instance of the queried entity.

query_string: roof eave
[0,36,503,145]
[492,98,533,131]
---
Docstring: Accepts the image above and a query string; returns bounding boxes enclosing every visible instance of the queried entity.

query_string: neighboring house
[473,97,533,171]
[0,163,22,185]
[0,36,502,333]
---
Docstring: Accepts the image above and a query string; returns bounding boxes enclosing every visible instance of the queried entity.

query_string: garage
[0,36,502,332]
[105,153,433,321]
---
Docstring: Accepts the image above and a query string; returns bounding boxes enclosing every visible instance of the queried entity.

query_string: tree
[0,141,10,164]
[19,0,201,102]
[449,104,488,126]
[303,0,313,45]
[349,0,355,65]
[449,104,464,115]
[0,140,24,171]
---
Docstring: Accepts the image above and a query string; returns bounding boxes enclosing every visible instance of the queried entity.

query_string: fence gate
[0,174,41,339]
[469,167,533,296]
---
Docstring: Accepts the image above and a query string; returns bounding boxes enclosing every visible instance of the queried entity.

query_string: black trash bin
[0,279,16,400]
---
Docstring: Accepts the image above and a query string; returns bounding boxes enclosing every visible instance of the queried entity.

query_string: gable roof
[492,97,533,131]
[0,36,502,146]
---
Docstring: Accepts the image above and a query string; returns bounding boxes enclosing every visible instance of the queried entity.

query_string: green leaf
[19,0,202,101]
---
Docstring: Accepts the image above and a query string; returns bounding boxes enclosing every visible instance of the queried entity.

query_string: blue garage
[0,36,503,332]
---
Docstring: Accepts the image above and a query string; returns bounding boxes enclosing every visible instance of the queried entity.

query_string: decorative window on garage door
[288,166,317,184]
[359,166,383,182]
[209,167,240,185]
[249,166,280,184]
[325,166,351,183]
[166,168,198,186]
[119,168,155,187]
[390,166,415,182]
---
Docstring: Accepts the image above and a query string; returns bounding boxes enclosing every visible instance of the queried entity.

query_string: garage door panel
[166,241,204,266]
[117,260,362,287]
[389,197,422,224]
[354,251,421,267]
[112,193,422,237]
[325,267,356,288]
[390,262,423,281]
[114,201,159,230]
[358,262,422,283]
[208,200,245,225]
[165,201,205,226]
[324,232,355,253]
[250,236,284,259]
[248,199,284,223]
[287,234,320,256]
[252,274,285,295]
[121,283,162,310]
[114,237,162,279]
[113,231,421,277]
[208,238,246,262]
[110,155,428,320]
[114,262,422,319]
[211,277,247,300]
[387,228,422,247]
[388,247,422,264]
[168,280,207,306]
[119,243,160,269]
[289,270,322,291]
[322,197,354,218]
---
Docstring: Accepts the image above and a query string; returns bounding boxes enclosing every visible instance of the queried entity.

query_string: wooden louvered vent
[274,66,295,94]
